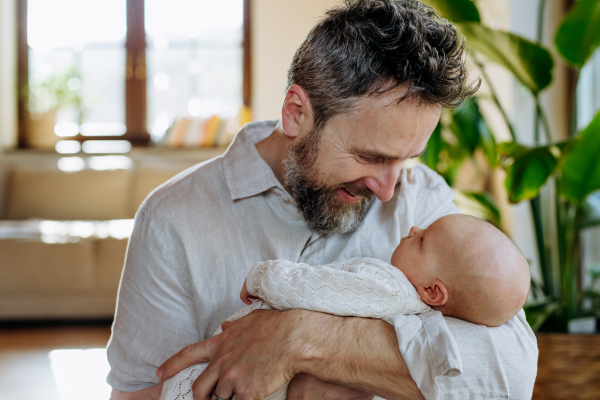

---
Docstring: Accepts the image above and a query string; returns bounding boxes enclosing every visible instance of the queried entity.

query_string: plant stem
[569,69,581,137]
[534,104,540,145]
[557,195,580,323]
[531,195,554,298]
[535,96,553,143]
[534,0,550,144]
[537,0,547,44]
[474,59,518,141]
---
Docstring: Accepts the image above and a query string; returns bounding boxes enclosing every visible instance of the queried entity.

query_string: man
[108,1,538,399]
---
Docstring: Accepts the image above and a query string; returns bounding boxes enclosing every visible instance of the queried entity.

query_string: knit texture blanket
[160,257,430,400]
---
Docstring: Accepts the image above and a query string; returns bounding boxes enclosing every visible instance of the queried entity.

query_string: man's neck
[254,123,291,186]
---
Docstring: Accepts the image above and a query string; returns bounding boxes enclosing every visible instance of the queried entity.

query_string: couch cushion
[97,238,128,291]
[0,293,118,319]
[0,239,95,292]
[5,168,132,220]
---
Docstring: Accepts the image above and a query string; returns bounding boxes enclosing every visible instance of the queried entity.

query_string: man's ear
[417,279,449,307]
[281,84,311,139]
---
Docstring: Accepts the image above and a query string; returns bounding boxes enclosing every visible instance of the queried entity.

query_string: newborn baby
[160,214,530,400]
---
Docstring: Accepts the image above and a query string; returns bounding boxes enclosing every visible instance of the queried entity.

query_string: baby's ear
[418,279,449,307]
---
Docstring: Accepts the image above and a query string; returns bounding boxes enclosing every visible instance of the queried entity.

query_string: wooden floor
[1,325,599,399]
[533,334,600,400]
[0,323,112,400]
[0,325,111,350]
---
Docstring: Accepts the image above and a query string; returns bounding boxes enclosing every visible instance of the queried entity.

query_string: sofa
[0,148,224,320]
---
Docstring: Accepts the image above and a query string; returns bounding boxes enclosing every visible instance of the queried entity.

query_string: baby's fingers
[240,279,253,304]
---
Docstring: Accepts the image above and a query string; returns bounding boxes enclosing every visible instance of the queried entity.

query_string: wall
[0,0,18,150]
[250,0,340,121]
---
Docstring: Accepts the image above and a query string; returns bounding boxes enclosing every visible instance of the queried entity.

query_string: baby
[160,214,530,400]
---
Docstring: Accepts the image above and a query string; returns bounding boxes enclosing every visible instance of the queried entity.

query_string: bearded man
[107,1,538,399]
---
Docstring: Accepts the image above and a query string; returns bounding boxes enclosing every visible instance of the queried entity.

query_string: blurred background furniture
[0,148,223,320]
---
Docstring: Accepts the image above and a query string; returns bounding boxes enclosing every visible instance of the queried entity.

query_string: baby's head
[391,214,530,327]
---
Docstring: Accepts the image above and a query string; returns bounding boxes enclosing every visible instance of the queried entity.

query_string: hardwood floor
[533,334,600,400]
[0,323,112,400]
[0,325,112,350]
[4,325,599,400]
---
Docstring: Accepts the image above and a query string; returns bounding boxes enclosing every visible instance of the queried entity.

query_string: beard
[283,129,375,235]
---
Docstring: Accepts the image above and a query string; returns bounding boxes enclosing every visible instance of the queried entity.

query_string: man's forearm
[290,310,424,400]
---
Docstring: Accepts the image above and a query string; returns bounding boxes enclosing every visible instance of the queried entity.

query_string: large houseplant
[423,0,600,333]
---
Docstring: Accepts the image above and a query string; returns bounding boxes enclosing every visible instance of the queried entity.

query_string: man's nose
[363,164,403,202]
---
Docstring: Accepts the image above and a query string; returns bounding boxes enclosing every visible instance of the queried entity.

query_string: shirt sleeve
[387,310,538,400]
[106,206,200,392]
[246,258,430,318]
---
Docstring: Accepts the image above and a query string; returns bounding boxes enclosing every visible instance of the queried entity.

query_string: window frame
[17,0,251,149]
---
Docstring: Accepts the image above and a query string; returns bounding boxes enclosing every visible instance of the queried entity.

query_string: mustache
[336,182,374,198]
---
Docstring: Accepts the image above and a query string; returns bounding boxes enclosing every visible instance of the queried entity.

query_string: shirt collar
[222,120,284,200]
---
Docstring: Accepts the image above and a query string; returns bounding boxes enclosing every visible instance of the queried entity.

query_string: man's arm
[110,382,163,400]
[290,311,424,400]
[287,374,374,400]
[107,207,200,391]
[157,309,424,400]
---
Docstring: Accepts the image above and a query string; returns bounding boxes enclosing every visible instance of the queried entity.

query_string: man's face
[284,86,442,235]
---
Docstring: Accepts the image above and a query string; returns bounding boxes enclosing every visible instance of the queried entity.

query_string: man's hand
[157,309,301,400]
[287,373,374,400]
[157,309,423,400]
[109,381,164,400]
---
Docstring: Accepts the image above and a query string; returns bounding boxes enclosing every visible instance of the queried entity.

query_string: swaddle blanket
[160,257,431,400]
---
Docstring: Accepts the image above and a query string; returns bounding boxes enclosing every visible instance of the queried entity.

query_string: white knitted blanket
[160,257,431,400]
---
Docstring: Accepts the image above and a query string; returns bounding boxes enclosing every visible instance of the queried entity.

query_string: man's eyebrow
[352,145,427,160]
[352,148,400,160]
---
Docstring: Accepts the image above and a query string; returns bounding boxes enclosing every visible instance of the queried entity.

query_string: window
[18,0,251,151]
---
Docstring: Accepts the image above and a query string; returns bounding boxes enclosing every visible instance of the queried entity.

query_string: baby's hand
[240,278,260,305]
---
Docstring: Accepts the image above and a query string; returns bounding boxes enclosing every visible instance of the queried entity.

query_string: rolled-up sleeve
[106,205,200,392]
[386,310,538,400]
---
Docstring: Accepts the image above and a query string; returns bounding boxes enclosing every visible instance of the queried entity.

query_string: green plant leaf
[559,111,600,202]
[555,0,600,67]
[447,99,497,166]
[420,0,480,23]
[422,122,442,172]
[497,141,526,157]
[453,190,501,227]
[457,23,554,94]
[469,99,497,167]
[524,299,560,332]
[451,103,482,155]
[478,121,498,168]
[500,143,559,203]
[577,191,600,229]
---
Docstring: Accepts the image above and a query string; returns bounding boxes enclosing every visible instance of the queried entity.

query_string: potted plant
[422,0,600,397]
[25,65,83,149]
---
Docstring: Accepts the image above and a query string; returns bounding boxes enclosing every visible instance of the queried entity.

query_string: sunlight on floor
[49,349,111,400]
[0,348,110,400]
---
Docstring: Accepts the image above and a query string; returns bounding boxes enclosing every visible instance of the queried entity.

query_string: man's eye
[358,155,380,164]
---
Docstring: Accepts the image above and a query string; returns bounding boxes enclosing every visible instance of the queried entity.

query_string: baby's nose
[408,226,424,237]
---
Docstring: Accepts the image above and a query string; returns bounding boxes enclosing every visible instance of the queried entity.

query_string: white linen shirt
[107,120,538,399]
